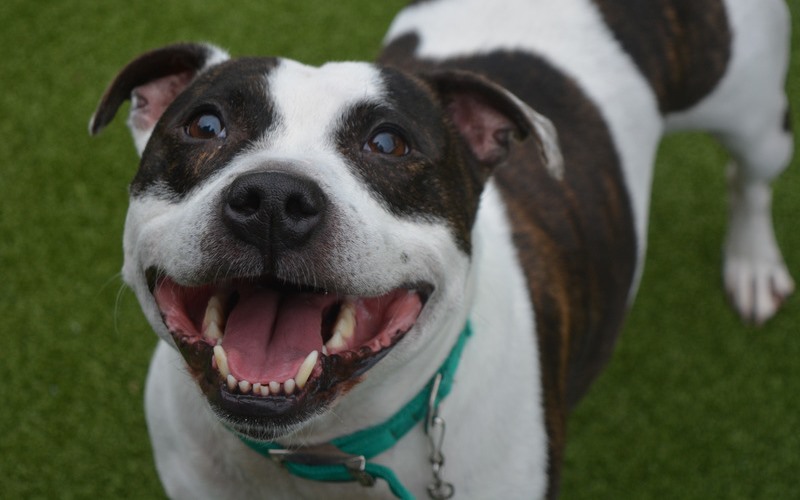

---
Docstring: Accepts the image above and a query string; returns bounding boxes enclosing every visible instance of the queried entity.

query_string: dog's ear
[425,70,563,179]
[89,42,230,155]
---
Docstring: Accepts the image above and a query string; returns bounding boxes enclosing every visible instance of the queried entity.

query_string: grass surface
[1,1,798,498]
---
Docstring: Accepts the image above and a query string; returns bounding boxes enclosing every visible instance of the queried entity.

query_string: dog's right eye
[186,113,226,140]
[363,129,410,157]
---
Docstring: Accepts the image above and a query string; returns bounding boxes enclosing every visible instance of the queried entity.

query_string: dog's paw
[723,172,793,325]
[724,255,794,325]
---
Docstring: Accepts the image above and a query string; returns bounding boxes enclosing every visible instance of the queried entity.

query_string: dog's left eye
[186,113,226,140]
[363,130,410,157]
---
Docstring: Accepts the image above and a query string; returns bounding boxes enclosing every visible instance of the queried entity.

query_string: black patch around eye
[335,69,486,253]
[131,57,281,197]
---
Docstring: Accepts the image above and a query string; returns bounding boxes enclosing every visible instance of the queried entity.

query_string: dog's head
[92,43,560,441]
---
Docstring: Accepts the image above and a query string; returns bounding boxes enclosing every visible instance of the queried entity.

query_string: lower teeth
[214,345,320,396]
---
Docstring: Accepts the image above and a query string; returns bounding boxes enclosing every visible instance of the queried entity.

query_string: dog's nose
[222,171,327,254]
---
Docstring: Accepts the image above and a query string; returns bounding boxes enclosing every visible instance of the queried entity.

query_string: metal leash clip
[268,444,376,487]
[425,373,455,499]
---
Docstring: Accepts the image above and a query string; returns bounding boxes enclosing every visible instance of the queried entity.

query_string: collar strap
[237,321,473,499]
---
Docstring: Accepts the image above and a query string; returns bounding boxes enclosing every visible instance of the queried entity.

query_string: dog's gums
[152,275,427,426]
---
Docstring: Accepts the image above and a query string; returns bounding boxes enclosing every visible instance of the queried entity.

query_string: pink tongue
[223,290,336,383]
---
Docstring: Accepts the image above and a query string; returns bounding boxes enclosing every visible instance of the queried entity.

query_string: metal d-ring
[425,373,455,499]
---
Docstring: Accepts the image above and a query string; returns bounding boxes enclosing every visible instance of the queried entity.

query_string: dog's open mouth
[151,274,428,435]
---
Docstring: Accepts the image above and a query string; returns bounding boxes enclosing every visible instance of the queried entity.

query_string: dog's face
[92,43,559,440]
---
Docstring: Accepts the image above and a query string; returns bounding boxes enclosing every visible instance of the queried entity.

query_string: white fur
[441,181,548,498]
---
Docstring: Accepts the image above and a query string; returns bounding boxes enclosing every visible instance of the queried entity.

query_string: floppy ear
[89,42,230,155]
[425,70,563,179]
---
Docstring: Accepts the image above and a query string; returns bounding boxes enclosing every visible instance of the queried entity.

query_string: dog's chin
[147,270,431,441]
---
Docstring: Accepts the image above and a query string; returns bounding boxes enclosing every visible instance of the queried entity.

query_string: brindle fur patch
[590,0,731,113]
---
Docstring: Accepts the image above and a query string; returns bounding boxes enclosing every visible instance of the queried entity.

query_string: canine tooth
[213,345,230,378]
[202,295,225,331]
[322,346,328,356]
[226,374,238,391]
[335,301,356,339]
[238,380,252,394]
[259,384,270,397]
[325,301,356,351]
[204,321,223,342]
[326,331,347,351]
[284,379,296,395]
[269,381,281,395]
[295,351,318,390]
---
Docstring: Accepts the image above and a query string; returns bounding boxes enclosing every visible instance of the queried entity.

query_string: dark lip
[147,267,432,438]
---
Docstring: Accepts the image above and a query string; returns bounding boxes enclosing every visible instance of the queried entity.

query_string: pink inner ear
[448,93,515,164]
[130,70,194,132]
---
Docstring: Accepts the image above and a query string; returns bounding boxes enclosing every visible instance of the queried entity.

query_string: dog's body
[92,0,794,498]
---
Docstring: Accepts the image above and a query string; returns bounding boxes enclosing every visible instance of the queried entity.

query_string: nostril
[228,188,262,216]
[285,192,321,219]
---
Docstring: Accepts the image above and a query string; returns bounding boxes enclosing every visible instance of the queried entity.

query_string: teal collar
[236,321,473,499]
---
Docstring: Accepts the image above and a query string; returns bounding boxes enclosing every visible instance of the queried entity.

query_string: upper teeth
[202,293,226,343]
[295,350,318,390]
[204,295,358,396]
[325,301,356,352]
[213,345,230,379]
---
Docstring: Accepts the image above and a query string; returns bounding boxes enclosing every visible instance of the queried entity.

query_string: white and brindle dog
[91,0,794,498]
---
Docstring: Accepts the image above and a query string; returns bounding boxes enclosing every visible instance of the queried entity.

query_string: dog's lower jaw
[198,342,401,441]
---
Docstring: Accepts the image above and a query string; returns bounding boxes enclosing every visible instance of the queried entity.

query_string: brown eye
[186,113,226,139]
[363,130,409,156]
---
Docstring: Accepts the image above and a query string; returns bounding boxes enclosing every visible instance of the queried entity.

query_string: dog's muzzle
[148,170,431,438]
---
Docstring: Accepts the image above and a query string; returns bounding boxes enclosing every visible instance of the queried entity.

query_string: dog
[90,0,794,497]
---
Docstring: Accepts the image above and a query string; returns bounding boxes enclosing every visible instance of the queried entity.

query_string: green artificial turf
[1,1,798,498]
